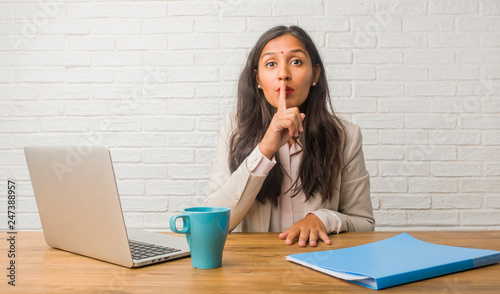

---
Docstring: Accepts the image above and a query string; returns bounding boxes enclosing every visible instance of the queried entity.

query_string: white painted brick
[66,3,114,18]
[327,65,376,80]
[110,148,142,163]
[328,82,352,97]
[116,3,167,18]
[364,146,404,160]
[41,52,91,66]
[485,195,500,208]
[40,20,89,35]
[40,84,90,100]
[169,196,205,211]
[351,15,402,34]
[92,52,142,66]
[482,33,500,47]
[121,197,168,212]
[429,0,478,14]
[373,210,406,226]
[486,163,500,176]
[194,17,246,33]
[114,164,168,180]
[457,81,500,96]
[142,18,193,34]
[461,115,500,129]
[64,102,114,116]
[0,4,14,20]
[219,64,241,82]
[457,17,500,32]
[326,0,375,15]
[320,49,352,64]
[407,82,456,97]
[143,84,195,99]
[457,49,500,63]
[143,148,194,163]
[66,68,114,83]
[430,97,480,113]
[366,162,378,176]
[403,16,454,32]
[379,162,429,176]
[431,163,481,177]
[91,19,141,34]
[378,0,427,16]
[39,118,90,132]
[333,98,377,113]
[92,117,141,132]
[406,146,457,161]
[14,101,63,116]
[326,33,376,49]
[273,0,324,16]
[354,49,403,64]
[460,146,500,161]
[460,211,500,225]
[404,49,455,64]
[378,33,427,48]
[407,210,459,226]
[116,133,167,147]
[168,66,218,82]
[482,1,500,15]
[377,66,428,81]
[196,148,217,163]
[429,66,479,80]
[10,35,64,51]
[299,17,350,33]
[169,34,218,50]
[144,51,194,66]
[380,130,428,145]
[65,36,115,51]
[123,213,144,229]
[195,50,245,65]
[370,177,408,193]
[379,99,429,113]
[144,212,177,229]
[146,180,196,196]
[14,68,65,82]
[0,150,25,165]
[0,85,37,100]
[219,33,259,49]
[355,83,405,97]
[116,180,145,196]
[428,33,480,48]
[169,132,217,148]
[484,131,500,145]
[168,164,211,179]
[221,0,271,17]
[407,114,456,129]
[246,18,299,33]
[0,67,11,82]
[168,1,218,16]
[0,52,39,66]
[355,114,405,129]
[114,67,167,83]
[15,213,41,230]
[116,35,167,50]
[460,179,500,193]
[0,102,11,116]
[432,194,482,209]
[199,117,222,131]
[168,99,220,115]
[380,194,431,209]
[117,100,168,116]
[409,178,458,193]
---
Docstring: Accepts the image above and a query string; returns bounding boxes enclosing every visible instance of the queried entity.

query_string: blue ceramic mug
[169,207,230,269]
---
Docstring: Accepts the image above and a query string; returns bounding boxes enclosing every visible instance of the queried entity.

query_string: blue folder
[286,233,500,290]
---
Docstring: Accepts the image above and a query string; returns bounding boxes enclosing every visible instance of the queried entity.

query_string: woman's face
[256,34,320,109]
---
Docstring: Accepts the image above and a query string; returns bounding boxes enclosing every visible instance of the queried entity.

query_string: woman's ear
[313,64,321,84]
[254,69,261,85]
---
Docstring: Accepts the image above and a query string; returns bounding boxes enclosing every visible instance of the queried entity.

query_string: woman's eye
[266,61,276,67]
[291,59,303,65]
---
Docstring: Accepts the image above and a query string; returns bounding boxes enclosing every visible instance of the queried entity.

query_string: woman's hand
[259,80,305,159]
[279,213,332,247]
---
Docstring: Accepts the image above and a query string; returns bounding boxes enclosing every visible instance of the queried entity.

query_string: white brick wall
[0,0,499,232]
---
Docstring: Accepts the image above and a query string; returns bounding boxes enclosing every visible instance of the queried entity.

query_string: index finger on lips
[278,80,286,112]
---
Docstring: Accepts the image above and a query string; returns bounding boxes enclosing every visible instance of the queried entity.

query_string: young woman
[205,26,374,247]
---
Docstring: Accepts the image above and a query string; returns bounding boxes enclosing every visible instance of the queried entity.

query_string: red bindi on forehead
[281,51,284,54]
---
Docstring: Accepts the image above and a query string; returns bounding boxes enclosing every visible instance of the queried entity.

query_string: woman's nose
[278,64,291,81]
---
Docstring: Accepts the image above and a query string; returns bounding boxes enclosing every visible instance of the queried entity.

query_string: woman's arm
[204,114,268,231]
[335,123,375,232]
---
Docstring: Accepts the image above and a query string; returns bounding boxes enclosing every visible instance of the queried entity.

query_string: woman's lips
[277,86,294,95]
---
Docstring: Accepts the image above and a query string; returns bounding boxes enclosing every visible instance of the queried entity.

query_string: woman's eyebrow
[261,49,307,60]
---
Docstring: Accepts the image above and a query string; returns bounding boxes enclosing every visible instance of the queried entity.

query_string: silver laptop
[24,146,190,268]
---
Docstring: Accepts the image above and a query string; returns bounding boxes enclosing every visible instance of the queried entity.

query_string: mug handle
[170,215,190,234]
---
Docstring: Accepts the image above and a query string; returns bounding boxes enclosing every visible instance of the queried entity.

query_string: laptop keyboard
[129,240,181,261]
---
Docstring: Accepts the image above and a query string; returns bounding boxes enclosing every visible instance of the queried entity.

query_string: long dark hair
[229,25,346,205]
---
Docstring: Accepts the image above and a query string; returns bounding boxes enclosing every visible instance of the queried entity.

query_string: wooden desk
[1,231,499,293]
